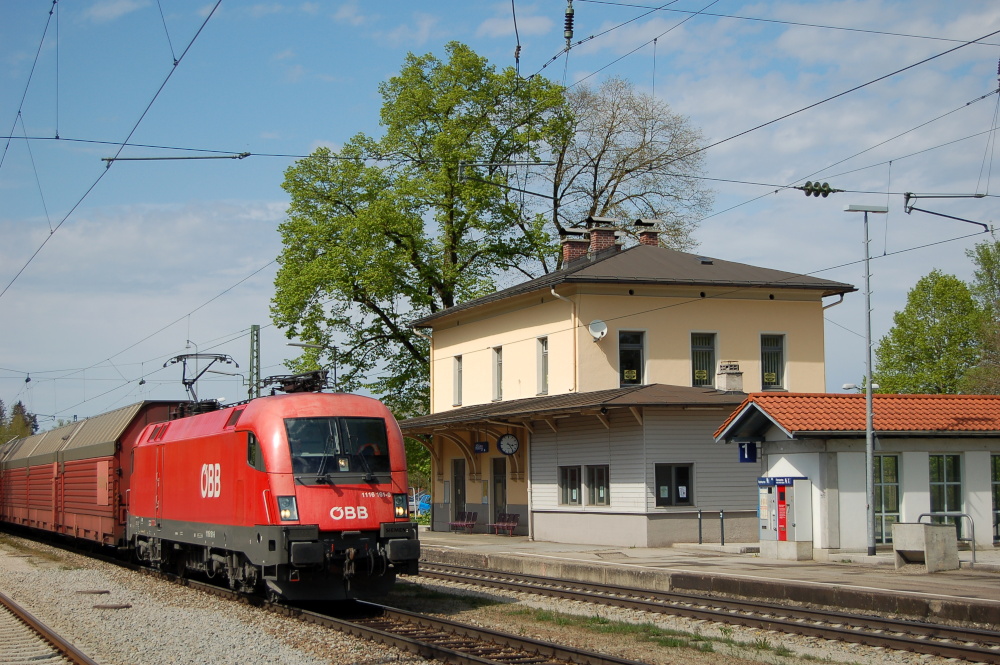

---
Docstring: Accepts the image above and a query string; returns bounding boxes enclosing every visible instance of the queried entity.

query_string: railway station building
[400,219,855,546]
[714,393,1000,557]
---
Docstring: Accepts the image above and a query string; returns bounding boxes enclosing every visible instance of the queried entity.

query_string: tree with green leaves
[873,269,986,393]
[960,239,1000,393]
[0,399,38,442]
[272,42,567,417]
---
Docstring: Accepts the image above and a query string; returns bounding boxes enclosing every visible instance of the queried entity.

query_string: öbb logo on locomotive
[330,506,369,520]
[200,462,221,498]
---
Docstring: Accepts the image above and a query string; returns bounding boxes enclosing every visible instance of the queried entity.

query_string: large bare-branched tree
[543,76,713,254]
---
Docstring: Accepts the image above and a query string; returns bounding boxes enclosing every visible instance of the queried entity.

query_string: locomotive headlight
[393,493,408,518]
[277,496,299,521]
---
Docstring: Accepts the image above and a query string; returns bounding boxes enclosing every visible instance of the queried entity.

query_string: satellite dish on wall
[588,320,608,342]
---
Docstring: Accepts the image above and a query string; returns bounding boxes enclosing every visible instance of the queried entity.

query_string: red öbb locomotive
[0,378,419,601]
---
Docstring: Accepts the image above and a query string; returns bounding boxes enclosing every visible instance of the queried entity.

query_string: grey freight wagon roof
[1,402,149,468]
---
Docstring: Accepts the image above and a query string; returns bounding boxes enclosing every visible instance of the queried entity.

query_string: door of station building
[492,457,507,523]
[451,458,466,521]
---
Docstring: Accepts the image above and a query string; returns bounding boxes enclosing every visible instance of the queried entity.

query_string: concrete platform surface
[416,529,1000,626]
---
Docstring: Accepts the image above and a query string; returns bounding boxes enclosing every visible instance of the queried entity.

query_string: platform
[417,529,1000,626]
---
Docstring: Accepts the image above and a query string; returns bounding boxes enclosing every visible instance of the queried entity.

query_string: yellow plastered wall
[427,283,828,413]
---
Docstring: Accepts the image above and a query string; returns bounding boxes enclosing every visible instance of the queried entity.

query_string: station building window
[929,453,963,537]
[619,331,644,386]
[691,333,716,387]
[992,455,1000,543]
[559,465,582,505]
[586,465,610,506]
[492,346,503,401]
[537,337,549,395]
[453,355,463,406]
[760,334,785,389]
[874,454,900,544]
[654,463,693,507]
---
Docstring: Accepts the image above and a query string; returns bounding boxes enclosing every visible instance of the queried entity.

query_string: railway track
[143,570,649,665]
[418,561,1000,664]
[12,532,646,665]
[0,589,100,665]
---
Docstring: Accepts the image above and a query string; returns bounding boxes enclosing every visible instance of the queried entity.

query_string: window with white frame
[992,455,999,543]
[492,346,503,401]
[537,337,549,395]
[929,453,963,537]
[453,355,463,406]
[691,333,716,387]
[586,465,610,505]
[761,334,785,389]
[619,331,644,386]
[874,454,900,544]
[559,465,581,505]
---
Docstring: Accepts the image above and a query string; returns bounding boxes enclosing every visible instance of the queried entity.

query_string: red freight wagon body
[128,392,419,601]
[0,402,179,546]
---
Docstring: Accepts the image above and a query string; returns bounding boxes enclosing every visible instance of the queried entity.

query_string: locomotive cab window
[285,417,390,483]
[246,431,265,472]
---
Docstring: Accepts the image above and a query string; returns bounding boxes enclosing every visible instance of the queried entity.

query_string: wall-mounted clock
[497,433,519,455]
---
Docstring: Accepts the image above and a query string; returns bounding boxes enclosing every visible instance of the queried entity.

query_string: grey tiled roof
[410,244,855,327]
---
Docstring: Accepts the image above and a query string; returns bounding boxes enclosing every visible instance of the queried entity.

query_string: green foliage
[272,42,567,417]
[873,270,985,393]
[961,239,1000,393]
[0,399,38,443]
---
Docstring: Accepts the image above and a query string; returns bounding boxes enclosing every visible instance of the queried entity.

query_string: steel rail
[137,569,651,665]
[0,589,101,665]
[418,562,1000,664]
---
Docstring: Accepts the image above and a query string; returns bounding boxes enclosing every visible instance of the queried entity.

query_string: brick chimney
[586,216,619,254]
[635,218,661,247]
[561,230,590,264]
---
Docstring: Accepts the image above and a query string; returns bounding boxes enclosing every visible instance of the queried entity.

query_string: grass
[0,535,65,564]
[505,606,831,660]
[508,607,716,653]
[387,580,502,610]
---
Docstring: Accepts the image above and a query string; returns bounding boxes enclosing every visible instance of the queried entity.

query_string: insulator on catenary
[564,0,574,48]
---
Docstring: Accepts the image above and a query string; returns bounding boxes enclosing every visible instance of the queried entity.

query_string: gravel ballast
[0,534,980,665]
[0,536,421,665]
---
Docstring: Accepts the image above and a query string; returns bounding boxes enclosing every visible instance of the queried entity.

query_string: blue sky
[2,1,999,426]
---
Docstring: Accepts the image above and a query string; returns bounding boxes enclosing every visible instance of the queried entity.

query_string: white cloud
[333,1,370,26]
[249,4,286,19]
[378,13,442,48]
[83,0,150,23]
[478,14,552,38]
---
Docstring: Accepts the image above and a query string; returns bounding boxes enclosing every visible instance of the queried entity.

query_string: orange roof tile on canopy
[715,393,1000,440]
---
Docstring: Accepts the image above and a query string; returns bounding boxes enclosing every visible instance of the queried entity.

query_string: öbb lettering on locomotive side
[0,383,420,602]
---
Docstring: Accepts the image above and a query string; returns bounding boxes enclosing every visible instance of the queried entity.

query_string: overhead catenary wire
[0,0,223,304]
[576,1,1000,48]
[0,0,58,173]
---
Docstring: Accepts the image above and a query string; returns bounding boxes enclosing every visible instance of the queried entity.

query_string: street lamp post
[844,204,888,557]
[287,342,338,391]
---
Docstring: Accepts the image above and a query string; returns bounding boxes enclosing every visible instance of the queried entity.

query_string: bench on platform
[487,512,519,536]
[448,511,478,533]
